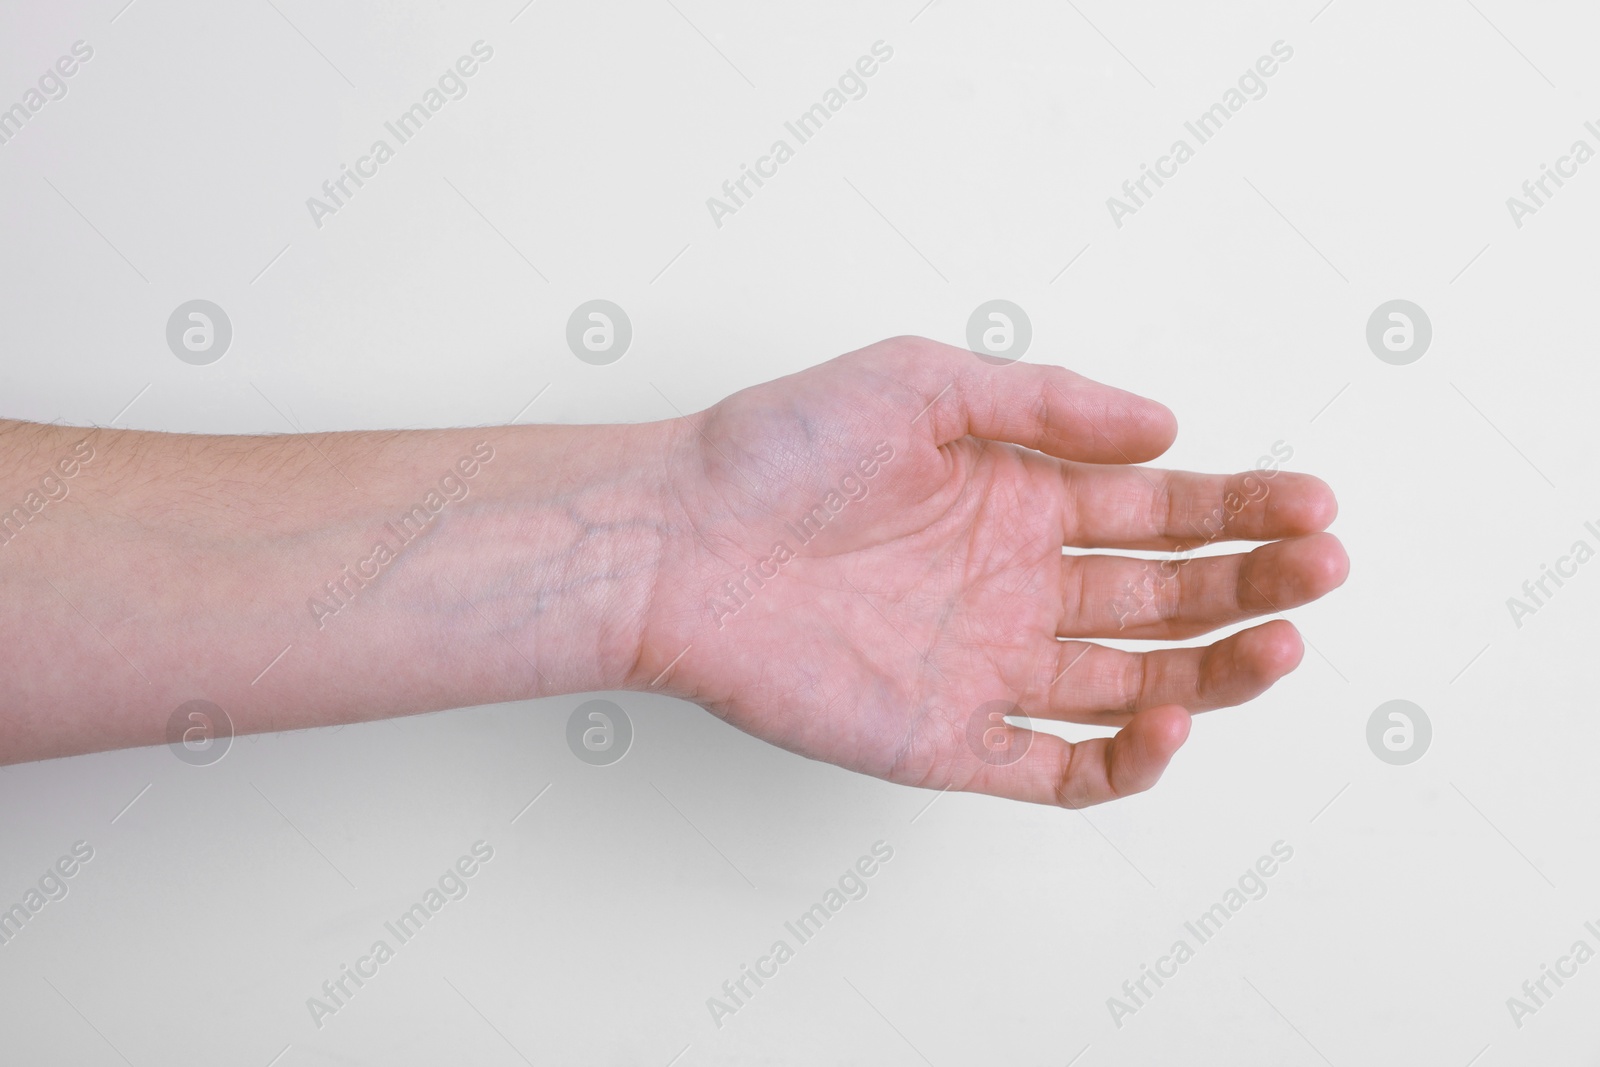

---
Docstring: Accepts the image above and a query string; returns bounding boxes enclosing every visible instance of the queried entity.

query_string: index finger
[1059,464,1338,550]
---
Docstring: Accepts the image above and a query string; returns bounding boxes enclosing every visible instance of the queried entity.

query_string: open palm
[641,337,1346,807]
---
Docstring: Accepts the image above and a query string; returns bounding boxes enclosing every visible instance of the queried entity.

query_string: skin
[0,336,1345,806]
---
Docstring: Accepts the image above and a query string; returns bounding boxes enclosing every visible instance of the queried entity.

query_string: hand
[639,336,1347,807]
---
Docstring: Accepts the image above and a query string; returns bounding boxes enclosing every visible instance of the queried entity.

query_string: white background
[2,0,1598,1063]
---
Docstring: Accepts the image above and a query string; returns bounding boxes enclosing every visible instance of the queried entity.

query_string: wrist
[455,418,683,700]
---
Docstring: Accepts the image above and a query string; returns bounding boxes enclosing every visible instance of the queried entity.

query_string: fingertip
[1141,702,1192,754]
[1113,704,1191,797]
[1151,401,1179,451]
[1297,474,1339,531]
[1285,533,1350,608]
[1245,619,1306,676]
[1119,396,1179,463]
[1319,476,1340,523]
[1032,364,1177,464]
[1313,531,1351,590]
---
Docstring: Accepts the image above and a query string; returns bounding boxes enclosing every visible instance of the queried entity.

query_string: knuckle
[1155,561,1185,621]
[1053,743,1084,808]
[1118,653,1149,715]
[1151,476,1177,540]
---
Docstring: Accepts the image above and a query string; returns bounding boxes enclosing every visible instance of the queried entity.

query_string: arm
[0,418,673,760]
[0,337,1346,806]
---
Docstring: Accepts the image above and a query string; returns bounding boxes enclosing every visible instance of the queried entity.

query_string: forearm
[0,417,677,763]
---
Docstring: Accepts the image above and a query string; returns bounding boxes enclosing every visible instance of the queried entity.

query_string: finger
[1060,533,1349,639]
[960,704,1191,808]
[1040,620,1305,724]
[880,336,1177,463]
[1059,464,1338,549]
